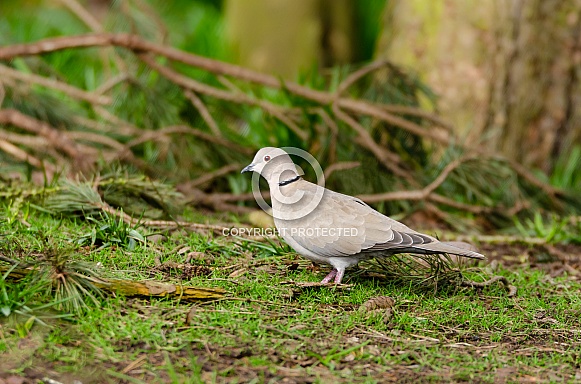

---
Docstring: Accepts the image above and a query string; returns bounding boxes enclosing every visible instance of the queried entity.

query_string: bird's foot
[334,269,345,285]
[320,268,346,284]
[320,269,337,284]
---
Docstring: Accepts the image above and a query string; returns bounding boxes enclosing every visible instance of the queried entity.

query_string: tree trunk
[486,0,581,172]
[378,0,581,172]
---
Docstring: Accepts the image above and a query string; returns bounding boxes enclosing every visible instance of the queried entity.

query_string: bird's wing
[274,180,438,258]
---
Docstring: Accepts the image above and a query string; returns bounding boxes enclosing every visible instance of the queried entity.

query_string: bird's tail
[414,241,486,260]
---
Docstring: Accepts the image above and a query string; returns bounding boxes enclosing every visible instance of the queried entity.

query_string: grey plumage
[242,147,485,284]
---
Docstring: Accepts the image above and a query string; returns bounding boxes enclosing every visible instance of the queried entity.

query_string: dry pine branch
[0,31,565,218]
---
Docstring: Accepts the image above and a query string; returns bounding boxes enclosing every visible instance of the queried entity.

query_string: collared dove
[242,147,485,284]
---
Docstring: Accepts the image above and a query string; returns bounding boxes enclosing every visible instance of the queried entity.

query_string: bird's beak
[241,163,254,173]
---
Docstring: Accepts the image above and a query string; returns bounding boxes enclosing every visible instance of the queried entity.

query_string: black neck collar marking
[278,175,301,186]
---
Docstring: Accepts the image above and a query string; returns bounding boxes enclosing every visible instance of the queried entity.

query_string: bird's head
[241,147,299,184]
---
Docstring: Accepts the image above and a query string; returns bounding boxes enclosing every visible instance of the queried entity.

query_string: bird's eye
[264,155,271,161]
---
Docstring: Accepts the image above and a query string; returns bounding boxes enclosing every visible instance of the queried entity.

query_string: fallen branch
[0,33,329,101]
[0,32,567,221]
[0,265,226,301]
[357,156,474,203]
[0,33,455,146]
[93,279,226,301]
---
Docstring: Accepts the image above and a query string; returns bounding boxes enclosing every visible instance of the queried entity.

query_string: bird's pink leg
[334,268,345,284]
[320,269,337,283]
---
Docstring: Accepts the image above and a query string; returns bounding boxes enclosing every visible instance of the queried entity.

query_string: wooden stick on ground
[0,265,226,301]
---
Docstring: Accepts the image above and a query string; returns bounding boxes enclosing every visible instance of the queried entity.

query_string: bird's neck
[265,166,300,187]
[278,175,301,186]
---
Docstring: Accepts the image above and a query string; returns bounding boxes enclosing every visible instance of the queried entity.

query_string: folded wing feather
[273,179,485,260]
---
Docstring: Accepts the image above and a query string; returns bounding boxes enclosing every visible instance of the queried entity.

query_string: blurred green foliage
[354,0,389,61]
[0,0,578,229]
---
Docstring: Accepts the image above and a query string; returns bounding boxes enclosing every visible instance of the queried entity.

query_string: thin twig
[313,108,339,164]
[138,53,248,103]
[0,64,111,105]
[324,161,360,179]
[216,75,242,93]
[66,131,126,150]
[461,275,517,297]
[355,155,504,214]
[183,89,222,137]
[57,0,127,73]
[0,130,49,148]
[337,98,452,145]
[139,54,308,140]
[94,73,130,95]
[497,156,563,199]
[427,194,494,214]
[0,254,22,266]
[423,157,475,195]
[0,139,53,171]
[332,104,412,181]
[120,125,252,155]
[179,163,241,190]
[93,106,143,135]
[0,81,5,108]
[336,60,392,95]
[380,104,454,132]
[71,116,133,137]
[357,157,473,203]
[58,0,104,32]
[133,0,169,43]
[267,107,309,141]
[0,109,94,169]
[98,201,232,234]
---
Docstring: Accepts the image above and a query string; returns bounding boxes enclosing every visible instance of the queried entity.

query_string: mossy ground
[1,210,580,383]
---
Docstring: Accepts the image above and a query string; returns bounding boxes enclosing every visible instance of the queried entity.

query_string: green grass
[0,209,580,383]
